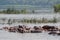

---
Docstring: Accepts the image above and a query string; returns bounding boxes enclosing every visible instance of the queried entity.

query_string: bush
[54,4,60,13]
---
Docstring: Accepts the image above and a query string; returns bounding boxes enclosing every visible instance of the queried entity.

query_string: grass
[0,8,32,14]
[0,17,57,24]
[10,17,57,24]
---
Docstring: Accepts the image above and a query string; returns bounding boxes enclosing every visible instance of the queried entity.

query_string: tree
[54,6,58,13]
[6,8,11,14]
[54,4,60,13]
[32,10,35,13]
[21,9,27,14]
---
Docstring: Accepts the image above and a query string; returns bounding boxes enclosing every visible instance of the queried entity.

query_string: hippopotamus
[56,30,60,36]
[42,25,55,31]
[8,27,16,32]
[31,26,42,33]
[31,30,42,33]
[17,28,24,33]
[18,25,23,28]
[57,33,60,35]
[0,28,2,30]
[33,26,39,30]
[3,27,8,31]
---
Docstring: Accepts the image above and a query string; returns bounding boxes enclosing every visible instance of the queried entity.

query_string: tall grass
[0,17,57,25]
[0,8,30,14]
[20,17,57,23]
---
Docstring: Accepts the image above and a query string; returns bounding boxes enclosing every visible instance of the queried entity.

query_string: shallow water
[0,30,60,40]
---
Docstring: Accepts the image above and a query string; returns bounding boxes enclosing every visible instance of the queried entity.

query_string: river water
[0,30,60,40]
[0,9,60,40]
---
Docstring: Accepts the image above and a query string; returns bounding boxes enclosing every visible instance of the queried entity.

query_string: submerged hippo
[56,30,60,36]
[31,30,42,33]
[0,28,2,30]
[31,26,42,33]
[57,33,60,35]
[48,31,57,35]
[3,27,8,31]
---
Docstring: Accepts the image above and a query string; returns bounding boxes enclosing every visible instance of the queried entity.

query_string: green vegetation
[7,19,12,25]
[32,10,35,13]
[0,17,57,25]
[20,17,57,23]
[54,4,60,13]
[0,8,29,14]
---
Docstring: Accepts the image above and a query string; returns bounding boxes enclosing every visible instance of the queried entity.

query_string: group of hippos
[1,25,60,36]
